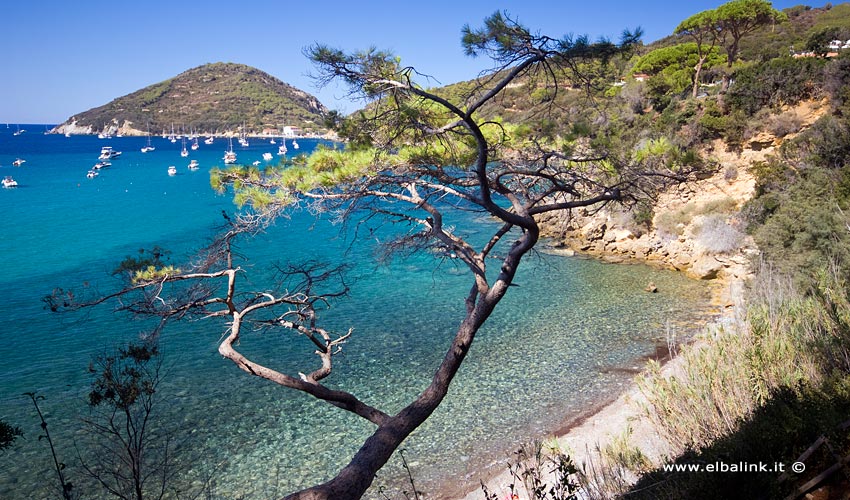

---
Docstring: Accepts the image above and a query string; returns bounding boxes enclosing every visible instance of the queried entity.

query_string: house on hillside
[282,126,301,137]
[828,39,850,50]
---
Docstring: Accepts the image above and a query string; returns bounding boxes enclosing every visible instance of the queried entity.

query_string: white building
[282,126,301,137]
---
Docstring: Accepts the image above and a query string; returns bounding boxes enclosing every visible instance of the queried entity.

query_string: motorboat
[188,159,199,170]
[262,152,273,162]
[92,161,111,170]
[12,158,25,167]
[292,139,299,150]
[98,146,122,160]
[2,176,18,188]
[86,170,99,179]
[204,136,214,145]
[168,165,177,176]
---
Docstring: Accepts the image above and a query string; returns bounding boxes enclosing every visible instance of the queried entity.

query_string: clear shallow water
[0,126,711,498]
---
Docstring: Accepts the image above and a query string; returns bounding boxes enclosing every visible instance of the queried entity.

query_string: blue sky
[3,0,811,124]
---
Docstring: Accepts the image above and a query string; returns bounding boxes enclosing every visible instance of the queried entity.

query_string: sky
[3,0,811,124]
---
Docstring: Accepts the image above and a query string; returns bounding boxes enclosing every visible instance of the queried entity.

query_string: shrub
[789,115,850,170]
[724,165,739,182]
[751,167,850,283]
[726,57,827,116]
[766,110,803,138]
[693,214,745,254]
[655,197,739,238]
[632,202,654,234]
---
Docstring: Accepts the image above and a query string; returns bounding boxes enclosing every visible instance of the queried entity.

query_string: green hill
[54,62,328,136]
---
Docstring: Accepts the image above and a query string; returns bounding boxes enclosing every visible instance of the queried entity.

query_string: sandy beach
[448,275,745,500]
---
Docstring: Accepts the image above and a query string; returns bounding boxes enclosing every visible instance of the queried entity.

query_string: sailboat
[180,138,189,157]
[292,139,299,150]
[223,137,237,164]
[141,127,155,153]
[191,137,199,151]
[277,140,288,156]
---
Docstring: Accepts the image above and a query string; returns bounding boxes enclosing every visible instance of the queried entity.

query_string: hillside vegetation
[371,2,850,499]
[55,62,328,136]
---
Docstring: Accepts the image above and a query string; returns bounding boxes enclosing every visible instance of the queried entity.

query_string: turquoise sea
[0,125,711,498]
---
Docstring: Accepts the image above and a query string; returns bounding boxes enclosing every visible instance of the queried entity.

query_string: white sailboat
[223,137,237,164]
[180,138,189,157]
[141,129,155,153]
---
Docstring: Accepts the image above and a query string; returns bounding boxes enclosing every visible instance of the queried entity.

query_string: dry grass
[637,267,828,452]
[654,197,739,238]
[692,214,745,254]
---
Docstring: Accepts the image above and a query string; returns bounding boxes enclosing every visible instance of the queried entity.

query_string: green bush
[726,57,827,116]
[788,115,850,170]
[750,167,850,283]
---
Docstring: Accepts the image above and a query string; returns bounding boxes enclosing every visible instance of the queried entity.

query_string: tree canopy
[633,43,726,95]
[675,0,786,96]
[716,0,787,68]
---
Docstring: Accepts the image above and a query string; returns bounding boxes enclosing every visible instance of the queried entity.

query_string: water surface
[0,127,710,498]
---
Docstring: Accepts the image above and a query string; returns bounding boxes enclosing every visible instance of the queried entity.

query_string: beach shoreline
[443,273,742,500]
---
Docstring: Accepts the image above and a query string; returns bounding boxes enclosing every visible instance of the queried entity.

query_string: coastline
[449,271,743,500]
[443,137,767,498]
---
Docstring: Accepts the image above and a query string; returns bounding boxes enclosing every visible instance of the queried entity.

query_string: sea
[0,125,712,499]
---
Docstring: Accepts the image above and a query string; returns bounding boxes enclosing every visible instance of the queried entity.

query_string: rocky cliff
[538,100,827,292]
